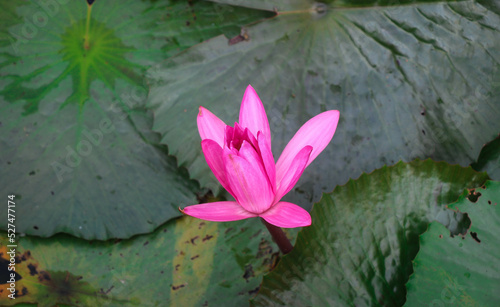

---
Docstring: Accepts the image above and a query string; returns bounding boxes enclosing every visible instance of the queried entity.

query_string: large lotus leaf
[147,0,500,209]
[405,180,500,306]
[472,135,500,180]
[0,0,270,239]
[251,160,488,306]
[0,213,297,306]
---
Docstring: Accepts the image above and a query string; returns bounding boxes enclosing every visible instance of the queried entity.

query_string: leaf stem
[261,218,293,255]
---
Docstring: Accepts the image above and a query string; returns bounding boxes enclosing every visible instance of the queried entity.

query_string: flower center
[225,122,258,152]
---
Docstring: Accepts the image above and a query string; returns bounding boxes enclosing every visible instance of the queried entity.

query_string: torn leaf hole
[470,232,481,243]
[452,212,471,237]
[467,189,481,203]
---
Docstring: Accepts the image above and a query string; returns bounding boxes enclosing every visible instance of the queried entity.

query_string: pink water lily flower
[180,85,340,228]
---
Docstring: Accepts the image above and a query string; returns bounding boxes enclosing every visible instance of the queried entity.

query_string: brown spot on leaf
[243,264,254,282]
[175,264,180,271]
[256,239,273,259]
[198,222,206,229]
[439,234,443,239]
[190,236,199,245]
[225,227,234,234]
[38,270,51,282]
[172,284,186,291]
[228,35,245,45]
[16,251,32,263]
[228,30,249,45]
[248,286,260,295]
[28,263,38,276]
[190,255,199,260]
[250,229,262,239]
[100,285,114,295]
[37,270,101,302]
[143,241,149,246]
[202,234,213,242]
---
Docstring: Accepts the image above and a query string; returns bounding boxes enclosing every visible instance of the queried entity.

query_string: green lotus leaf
[0,213,298,306]
[251,160,487,306]
[405,180,500,306]
[0,0,270,239]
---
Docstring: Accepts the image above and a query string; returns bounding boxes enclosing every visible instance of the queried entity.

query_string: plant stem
[261,218,293,255]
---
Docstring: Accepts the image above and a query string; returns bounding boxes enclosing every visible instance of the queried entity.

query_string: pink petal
[239,85,271,145]
[257,132,276,192]
[225,125,235,148]
[260,202,311,228]
[275,110,340,185]
[201,139,234,197]
[223,144,274,214]
[274,145,312,203]
[181,201,257,222]
[197,106,226,146]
